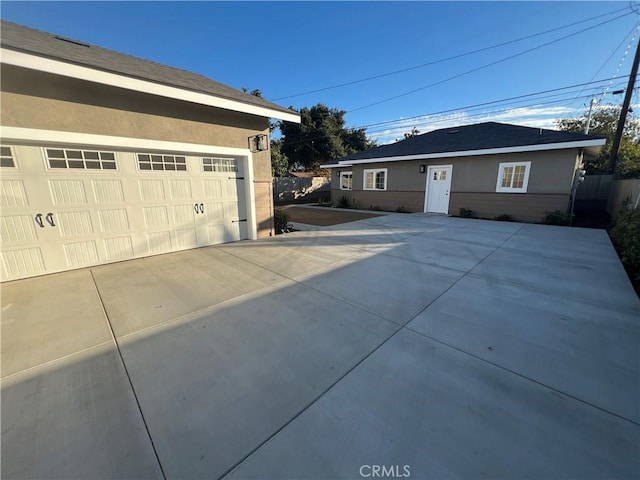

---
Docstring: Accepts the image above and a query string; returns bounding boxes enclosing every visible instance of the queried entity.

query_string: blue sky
[2,1,638,143]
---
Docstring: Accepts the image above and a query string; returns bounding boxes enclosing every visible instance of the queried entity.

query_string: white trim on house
[1,126,258,240]
[1,126,249,156]
[323,138,606,168]
[1,48,301,124]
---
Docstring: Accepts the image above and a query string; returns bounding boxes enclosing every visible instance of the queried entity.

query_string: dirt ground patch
[281,205,383,226]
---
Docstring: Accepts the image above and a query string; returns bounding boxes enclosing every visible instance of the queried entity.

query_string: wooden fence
[575,175,613,201]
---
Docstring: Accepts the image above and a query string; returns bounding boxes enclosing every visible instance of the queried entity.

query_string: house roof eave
[332,138,607,166]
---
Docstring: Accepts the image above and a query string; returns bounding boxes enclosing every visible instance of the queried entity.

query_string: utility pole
[584,98,597,134]
[609,35,640,174]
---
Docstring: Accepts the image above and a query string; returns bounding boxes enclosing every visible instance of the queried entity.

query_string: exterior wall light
[249,134,269,152]
[420,165,426,173]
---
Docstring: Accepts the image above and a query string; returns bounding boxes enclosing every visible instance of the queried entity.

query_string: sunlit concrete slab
[1,269,112,377]
[228,329,639,480]
[117,280,399,480]
[407,273,640,422]
[473,247,638,311]
[296,253,463,325]
[219,235,368,278]
[501,223,620,264]
[370,234,497,272]
[91,246,287,337]
[1,343,163,479]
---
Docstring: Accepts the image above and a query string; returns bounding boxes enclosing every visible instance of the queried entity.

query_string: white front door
[424,165,452,214]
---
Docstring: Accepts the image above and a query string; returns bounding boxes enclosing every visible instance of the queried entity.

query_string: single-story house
[321,122,606,221]
[0,21,299,281]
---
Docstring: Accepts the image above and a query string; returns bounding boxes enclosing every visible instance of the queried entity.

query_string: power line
[273,77,630,149]
[272,5,632,101]
[566,22,639,110]
[356,76,629,130]
[348,11,633,113]
[365,92,626,137]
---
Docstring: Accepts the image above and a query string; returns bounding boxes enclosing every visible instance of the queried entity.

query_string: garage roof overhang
[321,138,606,168]
[1,48,301,124]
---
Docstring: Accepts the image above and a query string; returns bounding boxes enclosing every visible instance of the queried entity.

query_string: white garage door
[0,145,248,281]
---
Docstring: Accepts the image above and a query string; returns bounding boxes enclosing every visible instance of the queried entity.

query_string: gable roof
[323,122,606,167]
[0,21,299,123]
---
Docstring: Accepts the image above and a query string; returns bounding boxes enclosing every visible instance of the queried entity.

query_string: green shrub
[458,208,474,218]
[610,206,640,287]
[369,205,383,211]
[395,206,408,213]
[274,208,290,234]
[494,213,515,222]
[542,210,573,226]
[335,195,352,209]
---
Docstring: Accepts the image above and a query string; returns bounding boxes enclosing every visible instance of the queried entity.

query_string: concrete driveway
[2,214,638,479]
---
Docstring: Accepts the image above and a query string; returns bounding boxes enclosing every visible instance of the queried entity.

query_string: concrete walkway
[2,214,638,479]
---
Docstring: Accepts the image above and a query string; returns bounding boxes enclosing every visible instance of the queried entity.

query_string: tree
[270,138,289,177]
[403,127,421,140]
[275,103,376,170]
[556,106,640,177]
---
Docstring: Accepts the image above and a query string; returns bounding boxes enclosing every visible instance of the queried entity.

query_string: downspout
[569,148,584,222]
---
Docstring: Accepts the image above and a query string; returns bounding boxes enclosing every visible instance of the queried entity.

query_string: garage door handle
[199,203,204,214]
[46,213,56,227]
[34,213,44,228]
[194,203,200,214]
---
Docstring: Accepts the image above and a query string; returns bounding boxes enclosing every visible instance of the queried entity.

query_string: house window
[340,171,353,190]
[0,146,15,168]
[137,154,187,171]
[496,161,531,193]
[363,168,387,191]
[202,157,238,172]
[46,149,117,170]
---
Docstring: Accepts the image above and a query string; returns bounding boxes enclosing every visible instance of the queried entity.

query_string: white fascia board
[319,163,352,169]
[337,138,607,166]
[1,48,301,123]
[1,126,251,156]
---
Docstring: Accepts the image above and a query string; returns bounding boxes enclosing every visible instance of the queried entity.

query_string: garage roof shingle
[0,20,296,117]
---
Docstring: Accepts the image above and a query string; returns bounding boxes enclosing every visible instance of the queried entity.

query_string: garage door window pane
[0,146,15,168]
[49,159,67,168]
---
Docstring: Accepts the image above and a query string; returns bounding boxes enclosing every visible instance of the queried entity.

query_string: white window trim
[340,171,353,190]
[363,168,387,191]
[496,161,531,193]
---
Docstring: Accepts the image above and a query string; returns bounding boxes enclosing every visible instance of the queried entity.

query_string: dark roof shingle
[338,122,606,163]
[0,20,296,117]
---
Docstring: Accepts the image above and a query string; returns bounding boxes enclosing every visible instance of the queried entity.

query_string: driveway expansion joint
[89,269,168,480]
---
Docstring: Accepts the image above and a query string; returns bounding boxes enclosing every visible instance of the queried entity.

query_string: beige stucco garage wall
[1,64,275,237]
[331,149,580,222]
